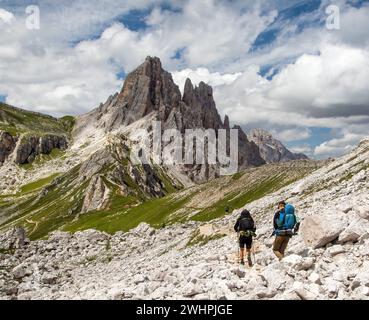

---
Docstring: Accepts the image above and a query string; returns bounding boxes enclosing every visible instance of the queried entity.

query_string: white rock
[325,279,340,295]
[133,274,146,285]
[292,281,316,300]
[338,218,369,244]
[327,245,346,256]
[12,264,31,279]
[352,261,369,289]
[354,205,369,220]
[301,211,348,248]
[360,287,369,296]
[260,264,292,292]
[182,283,203,298]
[308,272,322,285]
[283,254,314,271]
[332,270,345,282]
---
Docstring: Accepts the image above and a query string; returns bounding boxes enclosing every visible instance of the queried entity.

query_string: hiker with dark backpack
[234,209,256,267]
[272,201,299,260]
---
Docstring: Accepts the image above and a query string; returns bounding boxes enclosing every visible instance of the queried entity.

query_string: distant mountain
[248,128,309,163]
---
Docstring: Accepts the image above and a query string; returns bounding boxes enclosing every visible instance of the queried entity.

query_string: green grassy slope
[0,158,322,239]
[0,143,184,239]
[0,103,74,136]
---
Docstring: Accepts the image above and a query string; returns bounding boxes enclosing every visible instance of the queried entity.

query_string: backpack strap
[276,210,285,228]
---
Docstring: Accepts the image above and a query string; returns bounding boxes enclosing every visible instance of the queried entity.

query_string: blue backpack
[277,204,297,230]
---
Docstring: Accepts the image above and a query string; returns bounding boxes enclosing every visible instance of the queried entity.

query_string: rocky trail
[0,138,368,300]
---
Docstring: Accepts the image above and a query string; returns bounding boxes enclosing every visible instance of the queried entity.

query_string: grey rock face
[235,126,266,170]
[76,137,167,214]
[248,129,308,163]
[14,134,68,164]
[0,131,17,164]
[181,79,223,130]
[81,175,111,213]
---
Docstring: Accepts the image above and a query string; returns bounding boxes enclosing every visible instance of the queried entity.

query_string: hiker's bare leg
[240,248,245,261]
[246,248,252,266]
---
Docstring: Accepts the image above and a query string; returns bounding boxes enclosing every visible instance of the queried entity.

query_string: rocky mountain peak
[223,115,230,130]
[182,78,195,106]
[248,128,308,163]
[116,56,182,125]
[180,78,223,130]
[70,56,266,183]
[249,128,273,140]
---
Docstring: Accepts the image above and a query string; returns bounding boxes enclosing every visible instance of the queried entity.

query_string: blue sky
[0,0,369,159]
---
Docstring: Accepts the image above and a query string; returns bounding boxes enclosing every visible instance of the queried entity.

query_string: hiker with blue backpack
[272,201,300,260]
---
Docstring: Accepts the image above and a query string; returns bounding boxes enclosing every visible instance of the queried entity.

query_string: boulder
[352,261,369,289]
[182,283,204,298]
[41,273,59,285]
[338,218,369,244]
[260,263,292,292]
[133,274,146,285]
[0,226,28,250]
[132,222,152,235]
[300,211,348,248]
[327,245,346,256]
[308,272,322,285]
[354,205,369,220]
[75,229,109,242]
[324,279,342,297]
[232,267,246,278]
[12,264,32,279]
[283,254,315,271]
[292,282,317,300]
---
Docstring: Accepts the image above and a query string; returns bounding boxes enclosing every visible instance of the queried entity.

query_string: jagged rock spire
[115,56,182,126]
[223,115,230,129]
[182,78,195,107]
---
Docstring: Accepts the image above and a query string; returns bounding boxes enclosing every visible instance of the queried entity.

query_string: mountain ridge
[248,128,308,163]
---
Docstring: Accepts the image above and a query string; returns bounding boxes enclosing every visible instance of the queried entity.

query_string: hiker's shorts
[239,235,252,249]
[273,235,290,255]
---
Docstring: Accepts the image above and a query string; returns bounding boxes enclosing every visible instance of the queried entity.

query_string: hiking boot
[273,250,284,261]
[240,260,245,265]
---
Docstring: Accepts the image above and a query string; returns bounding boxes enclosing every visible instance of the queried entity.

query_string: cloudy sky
[0,0,368,159]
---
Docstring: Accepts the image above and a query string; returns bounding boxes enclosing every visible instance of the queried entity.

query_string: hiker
[234,209,256,266]
[272,201,297,260]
